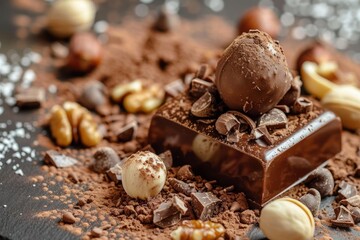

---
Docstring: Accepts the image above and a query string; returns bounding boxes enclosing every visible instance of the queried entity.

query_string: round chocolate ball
[215,30,292,116]
[238,7,281,39]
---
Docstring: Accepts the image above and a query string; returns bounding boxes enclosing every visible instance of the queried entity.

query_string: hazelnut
[238,7,281,39]
[121,151,166,200]
[47,0,96,38]
[297,42,333,71]
[260,197,315,240]
[67,32,103,73]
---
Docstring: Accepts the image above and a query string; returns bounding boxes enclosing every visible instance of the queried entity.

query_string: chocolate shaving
[331,206,354,227]
[116,121,137,142]
[164,79,185,98]
[226,129,242,143]
[215,112,240,135]
[338,181,358,200]
[168,178,196,196]
[191,92,216,118]
[189,78,216,98]
[251,126,273,145]
[153,201,181,228]
[227,111,256,132]
[44,150,78,168]
[275,105,290,114]
[258,108,287,130]
[191,192,221,220]
[15,87,45,109]
[293,97,313,114]
[158,150,173,170]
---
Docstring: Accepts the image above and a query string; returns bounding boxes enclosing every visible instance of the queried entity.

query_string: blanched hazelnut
[47,0,96,38]
[121,151,166,200]
[238,7,280,39]
[259,197,314,240]
[67,32,103,73]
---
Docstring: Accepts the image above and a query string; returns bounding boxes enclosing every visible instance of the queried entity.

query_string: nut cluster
[49,101,102,147]
[47,0,96,38]
[170,220,225,240]
[111,80,165,113]
[121,151,166,200]
[259,197,314,240]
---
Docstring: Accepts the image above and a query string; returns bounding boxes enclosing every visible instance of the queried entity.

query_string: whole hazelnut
[260,197,315,240]
[297,42,333,71]
[238,7,281,39]
[67,32,103,73]
[47,0,96,38]
[122,151,166,200]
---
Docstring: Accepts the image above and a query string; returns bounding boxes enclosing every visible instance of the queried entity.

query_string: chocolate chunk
[189,78,216,98]
[279,76,302,107]
[173,196,188,215]
[116,121,137,142]
[67,172,79,184]
[153,201,181,228]
[93,147,121,173]
[227,111,256,132]
[348,206,360,223]
[51,42,69,59]
[331,205,354,227]
[164,79,185,98]
[78,81,106,110]
[195,64,208,80]
[226,129,242,143]
[340,195,360,207]
[176,165,194,181]
[293,97,313,114]
[306,168,334,197]
[215,112,240,135]
[153,6,179,32]
[191,92,216,118]
[275,105,290,114]
[168,178,196,196]
[338,181,358,200]
[251,126,273,145]
[158,150,173,170]
[44,150,78,168]
[106,163,122,183]
[258,108,287,130]
[299,188,321,216]
[15,87,45,109]
[62,212,76,224]
[191,192,221,220]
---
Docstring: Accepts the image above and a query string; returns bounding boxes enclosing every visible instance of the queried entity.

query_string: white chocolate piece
[121,151,166,200]
[260,197,315,240]
[47,0,96,38]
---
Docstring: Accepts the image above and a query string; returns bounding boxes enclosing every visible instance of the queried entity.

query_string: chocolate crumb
[116,121,137,142]
[191,192,221,220]
[44,150,78,168]
[158,150,173,170]
[176,165,194,181]
[91,227,103,238]
[62,212,76,224]
[293,97,313,114]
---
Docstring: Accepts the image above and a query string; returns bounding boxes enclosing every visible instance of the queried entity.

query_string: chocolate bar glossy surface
[149,94,342,206]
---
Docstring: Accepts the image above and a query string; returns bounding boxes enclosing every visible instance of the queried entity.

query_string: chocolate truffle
[215,30,292,116]
[238,7,281,39]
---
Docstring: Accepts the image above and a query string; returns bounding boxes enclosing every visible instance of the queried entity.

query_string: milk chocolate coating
[215,30,292,116]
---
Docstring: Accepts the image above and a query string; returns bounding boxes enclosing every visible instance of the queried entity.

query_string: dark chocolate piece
[258,108,287,130]
[68,172,79,184]
[116,121,137,142]
[168,178,196,196]
[62,212,76,224]
[338,181,358,200]
[340,195,360,207]
[227,110,256,131]
[251,126,273,146]
[299,188,321,216]
[176,165,194,181]
[153,201,181,228]
[195,64,208,79]
[15,87,45,108]
[306,168,334,197]
[331,206,354,227]
[173,196,188,215]
[348,206,360,223]
[106,163,122,183]
[191,92,215,118]
[189,78,215,98]
[279,76,302,107]
[149,93,342,205]
[191,192,221,220]
[158,150,173,170]
[215,113,240,135]
[93,147,121,173]
[293,97,313,114]
[164,79,185,98]
[275,105,290,114]
[44,150,78,168]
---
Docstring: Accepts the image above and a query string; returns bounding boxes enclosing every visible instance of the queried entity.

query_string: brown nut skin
[296,42,333,71]
[215,30,292,116]
[238,7,281,39]
[67,32,103,73]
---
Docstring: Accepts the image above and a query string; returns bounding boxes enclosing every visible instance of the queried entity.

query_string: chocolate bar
[149,94,342,206]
